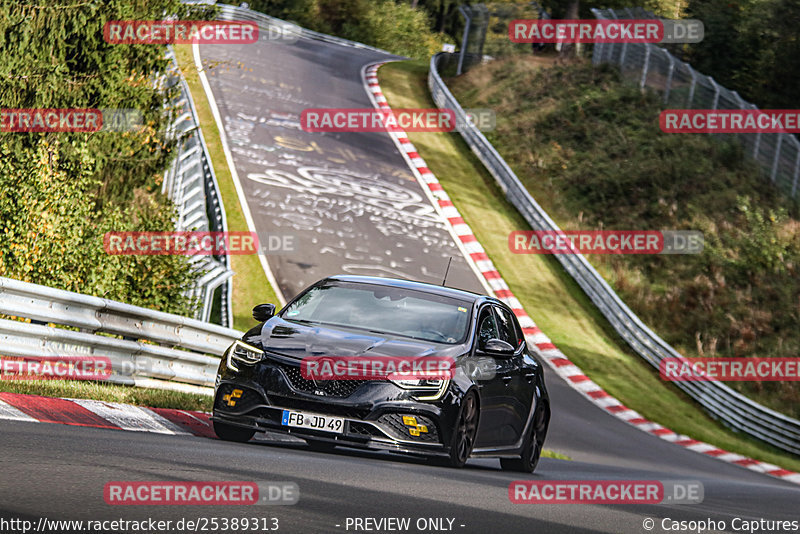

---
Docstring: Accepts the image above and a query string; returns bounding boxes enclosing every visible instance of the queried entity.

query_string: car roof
[324,274,489,303]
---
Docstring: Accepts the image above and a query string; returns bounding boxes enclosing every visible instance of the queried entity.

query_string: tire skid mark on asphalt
[362,62,800,488]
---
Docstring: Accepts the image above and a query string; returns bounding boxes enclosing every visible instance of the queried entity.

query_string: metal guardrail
[591,7,800,200]
[0,276,242,393]
[163,48,233,327]
[429,52,800,455]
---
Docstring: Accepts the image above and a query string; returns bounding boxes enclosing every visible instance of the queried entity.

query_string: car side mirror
[253,303,276,322]
[479,338,515,357]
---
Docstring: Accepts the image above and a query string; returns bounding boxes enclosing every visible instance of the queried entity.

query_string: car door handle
[502,375,512,386]
[524,372,535,383]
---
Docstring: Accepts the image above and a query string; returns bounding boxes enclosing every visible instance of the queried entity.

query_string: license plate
[281,410,345,433]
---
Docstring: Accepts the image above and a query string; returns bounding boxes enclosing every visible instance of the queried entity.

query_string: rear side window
[494,306,522,348]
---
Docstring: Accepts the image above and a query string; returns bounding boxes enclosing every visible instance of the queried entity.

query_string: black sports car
[212,275,550,471]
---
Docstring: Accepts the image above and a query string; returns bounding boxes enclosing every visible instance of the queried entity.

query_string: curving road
[195,35,485,299]
[1,17,798,534]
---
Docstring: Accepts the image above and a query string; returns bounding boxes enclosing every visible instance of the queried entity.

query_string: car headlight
[389,378,442,390]
[389,377,450,401]
[226,341,265,372]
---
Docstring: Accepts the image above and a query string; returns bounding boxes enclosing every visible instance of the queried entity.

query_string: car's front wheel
[446,391,479,468]
[500,405,546,473]
[213,421,255,443]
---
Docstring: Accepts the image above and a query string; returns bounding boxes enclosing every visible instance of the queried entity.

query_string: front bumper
[212,366,454,456]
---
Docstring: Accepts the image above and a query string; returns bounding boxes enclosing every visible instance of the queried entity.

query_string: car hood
[248,317,466,360]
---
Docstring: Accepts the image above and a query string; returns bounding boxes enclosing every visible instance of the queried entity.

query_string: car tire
[213,421,255,443]
[446,391,479,468]
[500,406,545,473]
[305,439,337,452]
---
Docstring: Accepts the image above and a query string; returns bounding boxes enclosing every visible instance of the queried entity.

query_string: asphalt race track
[1,23,798,534]
[1,381,798,534]
[196,36,484,298]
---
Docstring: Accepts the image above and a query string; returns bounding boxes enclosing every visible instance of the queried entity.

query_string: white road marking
[0,399,37,422]
[70,399,189,435]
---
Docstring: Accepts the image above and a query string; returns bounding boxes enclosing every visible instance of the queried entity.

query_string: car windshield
[280,281,472,344]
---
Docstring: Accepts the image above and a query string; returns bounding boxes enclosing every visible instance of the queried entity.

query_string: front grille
[276,361,369,398]
[215,384,263,413]
[379,413,440,443]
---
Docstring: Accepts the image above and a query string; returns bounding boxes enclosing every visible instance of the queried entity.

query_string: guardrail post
[791,138,800,197]
[686,69,697,108]
[590,8,605,66]
[614,12,628,66]
[663,51,675,105]
[457,6,471,76]
[708,77,720,110]
[599,9,614,64]
[771,134,784,183]
[639,45,651,90]
[593,41,604,66]
[752,104,762,158]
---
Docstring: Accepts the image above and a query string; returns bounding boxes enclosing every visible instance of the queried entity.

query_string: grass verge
[541,450,572,461]
[0,380,212,411]
[377,59,800,472]
[173,44,280,332]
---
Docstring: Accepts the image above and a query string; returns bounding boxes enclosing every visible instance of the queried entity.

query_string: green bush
[0,0,213,316]
[0,139,199,314]
[241,0,452,60]
[352,0,447,60]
